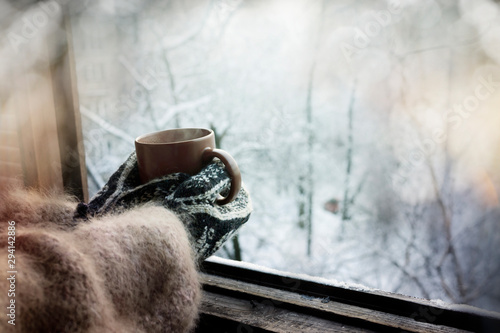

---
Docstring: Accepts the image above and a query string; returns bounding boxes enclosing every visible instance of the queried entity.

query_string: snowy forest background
[68,0,500,312]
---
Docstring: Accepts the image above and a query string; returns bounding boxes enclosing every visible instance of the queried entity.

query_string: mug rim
[135,128,213,145]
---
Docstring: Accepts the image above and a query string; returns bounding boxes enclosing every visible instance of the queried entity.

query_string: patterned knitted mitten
[74,152,252,260]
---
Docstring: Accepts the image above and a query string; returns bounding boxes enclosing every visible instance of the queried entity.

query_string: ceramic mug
[135,128,241,205]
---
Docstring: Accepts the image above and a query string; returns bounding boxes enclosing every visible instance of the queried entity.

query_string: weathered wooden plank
[201,259,500,332]
[200,290,374,333]
[200,273,471,333]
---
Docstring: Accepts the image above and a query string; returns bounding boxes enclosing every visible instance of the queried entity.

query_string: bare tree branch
[376,250,431,299]
[80,106,135,144]
[340,81,357,226]
[162,0,214,51]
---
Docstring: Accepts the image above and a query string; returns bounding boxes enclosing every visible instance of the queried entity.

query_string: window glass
[70,0,500,312]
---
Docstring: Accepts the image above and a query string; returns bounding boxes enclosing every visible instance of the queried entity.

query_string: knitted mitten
[74,152,252,260]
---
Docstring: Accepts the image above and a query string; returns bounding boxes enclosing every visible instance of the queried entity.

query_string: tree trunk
[340,83,356,238]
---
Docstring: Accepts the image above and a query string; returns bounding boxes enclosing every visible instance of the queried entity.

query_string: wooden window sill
[196,258,500,332]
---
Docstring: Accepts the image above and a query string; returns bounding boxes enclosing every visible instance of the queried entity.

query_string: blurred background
[1,0,500,312]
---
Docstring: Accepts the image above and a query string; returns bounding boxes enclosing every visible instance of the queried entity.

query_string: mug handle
[202,147,241,205]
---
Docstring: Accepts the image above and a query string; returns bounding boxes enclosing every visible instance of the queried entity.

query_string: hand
[74,152,252,261]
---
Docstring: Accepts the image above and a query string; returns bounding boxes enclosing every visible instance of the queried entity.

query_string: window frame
[1,12,87,202]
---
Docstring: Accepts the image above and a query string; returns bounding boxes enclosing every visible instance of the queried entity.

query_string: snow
[428,299,500,320]
[206,256,376,293]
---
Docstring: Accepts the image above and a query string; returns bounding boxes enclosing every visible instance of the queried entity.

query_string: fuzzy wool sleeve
[0,186,201,332]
